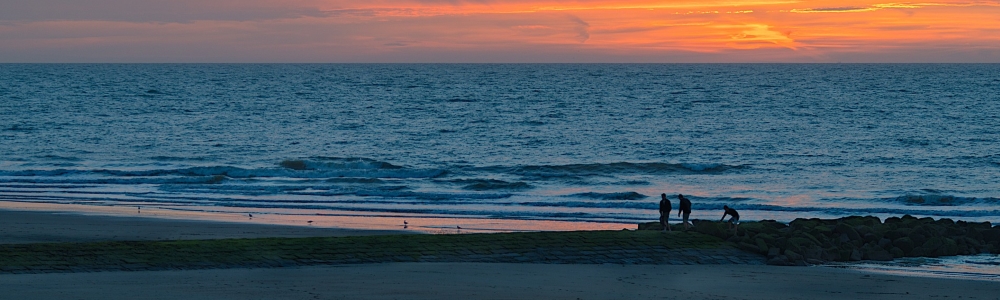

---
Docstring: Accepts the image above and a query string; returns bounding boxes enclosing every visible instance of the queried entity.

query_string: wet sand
[3,263,1000,300]
[0,208,408,244]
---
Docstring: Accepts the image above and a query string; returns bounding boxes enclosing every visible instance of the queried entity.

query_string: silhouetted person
[677,194,692,230]
[721,205,739,235]
[659,193,672,232]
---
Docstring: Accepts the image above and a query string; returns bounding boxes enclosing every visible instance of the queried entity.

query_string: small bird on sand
[307,220,313,225]
[403,220,408,229]
[457,226,462,229]
[248,213,253,219]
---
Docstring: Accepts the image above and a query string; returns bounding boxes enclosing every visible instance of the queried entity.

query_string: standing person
[677,194,692,230]
[721,205,740,235]
[659,193,672,232]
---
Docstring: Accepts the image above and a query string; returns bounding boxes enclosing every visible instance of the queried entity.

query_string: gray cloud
[0,0,328,22]
[567,15,589,43]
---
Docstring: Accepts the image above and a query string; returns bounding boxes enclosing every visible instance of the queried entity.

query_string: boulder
[885,228,912,240]
[910,233,929,246]
[863,247,894,261]
[803,247,825,261]
[877,238,893,250]
[940,238,959,256]
[890,247,905,258]
[982,228,1000,243]
[923,236,946,256]
[767,246,781,258]
[849,249,863,261]
[756,238,770,254]
[863,233,879,243]
[767,255,794,266]
[834,223,862,242]
[784,249,806,266]
[841,216,881,227]
[892,237,915,254]
[738,242,761,254]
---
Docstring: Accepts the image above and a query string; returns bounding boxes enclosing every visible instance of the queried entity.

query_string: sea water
[3,64,999,279]
[1,64,999,227]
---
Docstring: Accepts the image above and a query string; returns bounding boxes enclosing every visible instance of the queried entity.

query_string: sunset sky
[2,0,999,62]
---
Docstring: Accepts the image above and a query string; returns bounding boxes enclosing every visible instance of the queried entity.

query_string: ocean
[1,64,999,231]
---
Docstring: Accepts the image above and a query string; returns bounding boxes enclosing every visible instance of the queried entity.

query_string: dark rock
[842,216,881,227]
[890,247,905,258]
[790,218,820,230]
[982,228,1000,243]
[758,220,788,231]
[877,238,893,250]
[864,247,892,261]
[863,233,878,243]
[885,228,912,240]
[738,242,761,254]
[835,223,862,241]
[838,233,851,244]
[923,237,946,256]
[849,249,862,261]
[756,233,777,243]
[767,255,794,266]
[783,250,807,266]
[791,232,821,246]
[963,237,983,253]
[910,233,929,246]
[692,220,726,237]
[892,237,915,253]
[641,215,1000,263]
[803,247,825,261]
[941,238,958,256]
[767,246,781,258]
[855,225,872,236]
[810,225,834,238]
[756,239,769,254]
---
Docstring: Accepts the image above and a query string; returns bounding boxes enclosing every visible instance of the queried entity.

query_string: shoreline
[0,200,635,234]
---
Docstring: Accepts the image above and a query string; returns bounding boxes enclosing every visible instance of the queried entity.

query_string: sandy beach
[0,208,409,244]
[2,208,1000,299]
[4,262,1000,299]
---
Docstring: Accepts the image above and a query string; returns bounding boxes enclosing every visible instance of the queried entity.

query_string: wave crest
[493,162,740,177]
[569,191,648,200]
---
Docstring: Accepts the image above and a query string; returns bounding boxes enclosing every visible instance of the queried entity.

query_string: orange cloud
[1,0,999,62]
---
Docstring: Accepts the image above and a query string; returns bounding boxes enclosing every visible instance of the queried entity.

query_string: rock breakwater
[640,215,1000,266]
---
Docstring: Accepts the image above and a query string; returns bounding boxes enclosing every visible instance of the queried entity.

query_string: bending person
[677,194,692,230]
[659,193,672,232]
[721,205,740,235]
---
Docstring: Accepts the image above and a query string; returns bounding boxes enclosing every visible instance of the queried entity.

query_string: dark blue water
[2,64,999,225]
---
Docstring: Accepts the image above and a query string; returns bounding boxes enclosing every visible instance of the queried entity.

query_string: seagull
[248,213,253,219]
[457,226,462,229]
[307,220,313,225]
